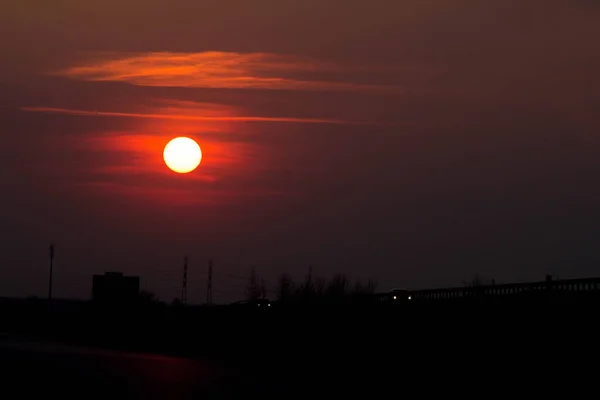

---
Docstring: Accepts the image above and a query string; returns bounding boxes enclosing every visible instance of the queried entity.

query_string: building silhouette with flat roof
[92,272,140,304]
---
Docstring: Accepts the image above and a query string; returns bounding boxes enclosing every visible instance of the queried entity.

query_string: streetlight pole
[48,243,55,302]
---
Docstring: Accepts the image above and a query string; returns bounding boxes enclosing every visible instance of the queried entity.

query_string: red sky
[1,1,599,303]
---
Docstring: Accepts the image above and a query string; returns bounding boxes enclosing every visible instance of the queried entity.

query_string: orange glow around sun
[163,137,202,173]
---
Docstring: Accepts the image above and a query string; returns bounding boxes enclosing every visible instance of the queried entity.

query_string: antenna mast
[181,256,188,305]
[48,243,55,302]
[206,259,213,304]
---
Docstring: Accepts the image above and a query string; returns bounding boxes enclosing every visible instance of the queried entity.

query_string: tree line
[246,266,378,304]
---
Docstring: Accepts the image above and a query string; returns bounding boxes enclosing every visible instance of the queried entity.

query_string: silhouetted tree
[463,274,486,298]
[260,279,267,299]
[245,266,263,301]
[352,282,367,296]
[349,279,378,304]
[296,266,316,302]
[326,273,350,301]
[276,273,295,301]
[366,279,378,294]
[171,298,183,307]
[463,274,485,287]
[313,277,326,298]
[138,290,159,303]
[274,268,377,305]
[135,290,164,312]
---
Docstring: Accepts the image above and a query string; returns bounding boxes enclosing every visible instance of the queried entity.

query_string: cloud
[55,130,288,208]
[19,106,360,125]
[51,51,403,94]
[20,98,403,126]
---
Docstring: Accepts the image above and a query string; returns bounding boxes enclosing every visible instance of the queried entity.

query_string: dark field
[0,337,242,399]
[0,299,595,398]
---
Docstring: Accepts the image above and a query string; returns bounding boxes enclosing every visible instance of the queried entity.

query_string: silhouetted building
[92,272,140,304]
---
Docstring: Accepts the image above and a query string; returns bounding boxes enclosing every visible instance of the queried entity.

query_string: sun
[163,137,202,174]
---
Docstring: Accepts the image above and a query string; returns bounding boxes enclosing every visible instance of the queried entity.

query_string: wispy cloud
[61,131,284,207]
[51,51,403,94]
[20,106,357,125]
[20,101,399,126]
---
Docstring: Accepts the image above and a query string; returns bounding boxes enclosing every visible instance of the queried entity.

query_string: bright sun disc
[163,137,202,174]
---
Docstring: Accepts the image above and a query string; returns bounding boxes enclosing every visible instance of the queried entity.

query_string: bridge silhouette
[373,276,600,304]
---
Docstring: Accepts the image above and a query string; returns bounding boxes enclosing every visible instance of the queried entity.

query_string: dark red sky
[1,1,599,303]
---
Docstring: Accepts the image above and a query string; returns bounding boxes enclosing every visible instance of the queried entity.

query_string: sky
[1,0,599,303]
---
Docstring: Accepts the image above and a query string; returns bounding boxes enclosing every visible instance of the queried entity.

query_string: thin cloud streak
[52,51,404,94]
[20,106,398,126]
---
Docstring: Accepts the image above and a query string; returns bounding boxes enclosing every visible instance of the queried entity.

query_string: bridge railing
[374,277,600,302]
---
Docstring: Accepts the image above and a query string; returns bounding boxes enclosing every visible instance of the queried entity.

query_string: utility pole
[206,259,213,304]
[48,243,55,302]
[181,256,188,305]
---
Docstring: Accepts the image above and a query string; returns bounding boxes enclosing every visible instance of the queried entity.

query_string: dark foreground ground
[0,336,249,399]
[0,299,597,398]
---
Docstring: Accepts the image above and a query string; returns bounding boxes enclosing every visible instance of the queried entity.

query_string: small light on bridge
[408,296,412,300]
[393,296,397,300]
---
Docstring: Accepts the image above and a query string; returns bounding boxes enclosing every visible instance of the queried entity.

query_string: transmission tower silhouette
[181,256,188,305]
[206,259,213,304]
